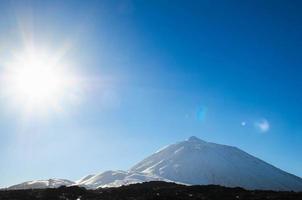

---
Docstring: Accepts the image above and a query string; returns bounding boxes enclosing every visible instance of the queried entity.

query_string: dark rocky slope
[1,181,301,200]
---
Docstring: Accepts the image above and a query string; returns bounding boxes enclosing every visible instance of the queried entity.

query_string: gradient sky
[0,0,302,187]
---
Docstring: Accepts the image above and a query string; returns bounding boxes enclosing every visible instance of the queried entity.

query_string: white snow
[8,179,74,190]
[76,170,168,188]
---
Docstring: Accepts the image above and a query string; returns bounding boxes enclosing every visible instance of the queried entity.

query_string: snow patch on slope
[8,179,74,190]
[76,170,168,188]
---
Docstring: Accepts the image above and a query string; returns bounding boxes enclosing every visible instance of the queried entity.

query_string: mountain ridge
[6,136,302,191]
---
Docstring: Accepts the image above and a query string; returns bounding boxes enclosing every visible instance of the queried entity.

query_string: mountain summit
[187,136,205,142]
[7,136,302,191]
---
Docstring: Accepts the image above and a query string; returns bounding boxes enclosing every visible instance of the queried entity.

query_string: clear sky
[0,0,301,187]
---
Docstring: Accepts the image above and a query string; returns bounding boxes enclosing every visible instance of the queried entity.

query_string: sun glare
[0,47,79,116]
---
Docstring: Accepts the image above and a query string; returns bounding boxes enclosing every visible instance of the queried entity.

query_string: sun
[9,52,66,103]
[0,47,79,115]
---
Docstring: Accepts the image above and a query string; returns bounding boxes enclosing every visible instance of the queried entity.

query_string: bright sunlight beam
[0,46,80,116]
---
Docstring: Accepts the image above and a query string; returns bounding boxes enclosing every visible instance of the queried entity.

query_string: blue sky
[0,0,302,187]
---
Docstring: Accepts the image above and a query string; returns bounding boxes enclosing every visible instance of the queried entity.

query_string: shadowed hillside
[1,181,301,200]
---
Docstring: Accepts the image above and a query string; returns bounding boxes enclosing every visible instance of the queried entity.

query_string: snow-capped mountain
[7,136,302,191]
[7,179,74,190]
[130,136,302,191]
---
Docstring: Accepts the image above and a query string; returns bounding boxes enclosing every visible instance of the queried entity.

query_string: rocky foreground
[1,181,301,200]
